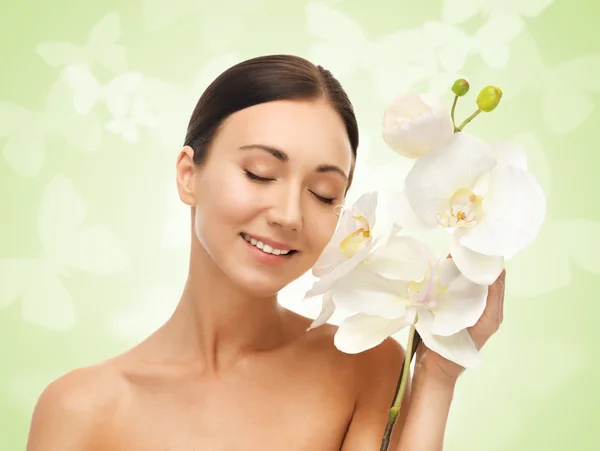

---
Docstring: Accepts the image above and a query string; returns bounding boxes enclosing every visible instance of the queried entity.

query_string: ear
[176,146,197,207]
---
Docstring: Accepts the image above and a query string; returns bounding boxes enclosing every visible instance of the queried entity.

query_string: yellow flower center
[437,188,483,228]
[339,214,371,259]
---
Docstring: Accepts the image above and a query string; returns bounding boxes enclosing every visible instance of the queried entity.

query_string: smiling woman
[24,55,484,451]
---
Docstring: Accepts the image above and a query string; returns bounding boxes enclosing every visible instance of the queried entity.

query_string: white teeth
[242,233,292,256]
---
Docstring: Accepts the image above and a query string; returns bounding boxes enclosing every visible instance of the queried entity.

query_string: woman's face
[177,99,354,297]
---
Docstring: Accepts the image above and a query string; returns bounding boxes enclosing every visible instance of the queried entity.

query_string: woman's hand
[415,268,507,382]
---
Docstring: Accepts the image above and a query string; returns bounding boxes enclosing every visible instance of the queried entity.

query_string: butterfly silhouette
[476,32,600,134]
[105,96,157,143]
[0,78,103,178]
[141,0,266,30]
[423,14,523,72]
[62,65,144,117]
[506,218,600,299]
[141,0,266,52]
[36,13,127,74]
[61,65,163,143]
[442,0,554,27]
[0,175,129,330]
[138,54,241,150]
[306,1,443,102]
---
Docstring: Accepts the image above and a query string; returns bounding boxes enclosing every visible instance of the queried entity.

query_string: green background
[1,0,599,449]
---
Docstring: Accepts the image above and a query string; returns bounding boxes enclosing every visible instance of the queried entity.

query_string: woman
[26,54,505,451]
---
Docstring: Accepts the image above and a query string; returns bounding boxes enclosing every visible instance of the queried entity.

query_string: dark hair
[183,54,359,187]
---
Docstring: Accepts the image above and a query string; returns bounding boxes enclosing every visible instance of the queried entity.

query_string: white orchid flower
[401,132,546,285]
[306,192,380,330]
[382,93,455,159]
[333,235,489,368]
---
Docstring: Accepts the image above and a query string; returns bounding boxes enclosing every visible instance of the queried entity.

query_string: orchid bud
[382,94,454,158]
[451,78,470,97]
[476,86,503,112]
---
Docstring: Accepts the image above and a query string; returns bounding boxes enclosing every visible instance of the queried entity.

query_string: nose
[266,187,303,232]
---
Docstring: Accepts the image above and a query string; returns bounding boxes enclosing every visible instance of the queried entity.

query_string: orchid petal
[313,192,377,277]
[312,212,357,277]
[304,274,336,299]
[415,309,481,368]
[489,140,527,170]
[450,229,504,285]
[460,164,546,258]
[431,260,488,336]
[404,133,496,227]
[354,191,378,228]
[305,239,376,299]
[307,291,335,331]
[334,309,417,354]
[333,268,409,319]
[364,235,433,282]
[437,257,461,286]
[387,190,434,230]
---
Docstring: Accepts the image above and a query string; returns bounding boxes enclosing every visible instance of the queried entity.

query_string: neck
[156,236,289,373]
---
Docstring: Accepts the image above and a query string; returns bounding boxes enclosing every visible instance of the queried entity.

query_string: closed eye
[244,170,275,183]
[311,191,336,205]
[245,170,336,205]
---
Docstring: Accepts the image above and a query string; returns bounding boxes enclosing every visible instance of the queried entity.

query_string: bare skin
[27,313,410,451]
[26,97,506,451]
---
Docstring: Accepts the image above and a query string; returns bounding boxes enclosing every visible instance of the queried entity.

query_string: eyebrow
[239,144,288,162]
[239,144,348,180]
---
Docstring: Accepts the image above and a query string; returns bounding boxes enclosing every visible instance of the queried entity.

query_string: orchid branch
[455,109,482,132]
[450,95,459,132]
[380,323,421,451]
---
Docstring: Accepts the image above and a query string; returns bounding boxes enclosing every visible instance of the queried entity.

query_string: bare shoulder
[295,310,406,384]
[339,337,408,451]
[353,337,406,387]
[27,361,128,451]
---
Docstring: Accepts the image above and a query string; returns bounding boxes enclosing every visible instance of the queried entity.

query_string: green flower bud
[451,78,470,97]
[476,85,503,112]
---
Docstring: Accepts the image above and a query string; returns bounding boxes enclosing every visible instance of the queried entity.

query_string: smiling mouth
[240,233,298,256]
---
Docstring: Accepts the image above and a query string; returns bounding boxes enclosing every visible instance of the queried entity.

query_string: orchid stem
[380,323,417,451]
[456,109,482,132]
[451,95,459,132]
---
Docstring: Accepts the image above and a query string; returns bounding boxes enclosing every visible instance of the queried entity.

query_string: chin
[227,256,308,298]
[233,272,288,298]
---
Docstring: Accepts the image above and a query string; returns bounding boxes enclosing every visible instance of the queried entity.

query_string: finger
[499,268,506,284]
[498,279,505,323]
[489,271,506,323]
[499,271,506,322]
[479,270,505,324]
[488,269,506,300]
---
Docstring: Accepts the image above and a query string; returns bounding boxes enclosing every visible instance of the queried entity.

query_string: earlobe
[175,146,196,207]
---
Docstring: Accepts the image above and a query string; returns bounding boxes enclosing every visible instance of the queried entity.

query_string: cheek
[194,169,260,239]
[215,174,256,220]
[306,212,340,254]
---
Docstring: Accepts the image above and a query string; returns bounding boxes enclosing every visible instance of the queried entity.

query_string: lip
[241,232,296,252]
[240,234,297,266]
